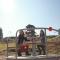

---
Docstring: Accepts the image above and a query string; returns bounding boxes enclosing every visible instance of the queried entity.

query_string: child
[17,30,30,56]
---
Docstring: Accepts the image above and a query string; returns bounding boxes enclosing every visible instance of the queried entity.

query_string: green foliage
[26,24,35,36]
[0,28,3,39]
[58,29,60,35]
[26,24,35,28]
[47,35,57,39]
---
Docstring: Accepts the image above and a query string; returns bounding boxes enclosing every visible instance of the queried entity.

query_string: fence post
[45,29,47,56]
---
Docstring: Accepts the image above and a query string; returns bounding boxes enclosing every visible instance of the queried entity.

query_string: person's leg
[37,45,42,55]
[17,50,22,56]
[41,45,46,55]
[25,51,30,55]
[17,45,22,56]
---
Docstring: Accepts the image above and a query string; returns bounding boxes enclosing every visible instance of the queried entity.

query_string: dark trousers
[37,44,46,55]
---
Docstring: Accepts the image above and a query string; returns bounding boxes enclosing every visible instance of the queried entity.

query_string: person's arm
[24,37,28,41]
[17,35,20,44]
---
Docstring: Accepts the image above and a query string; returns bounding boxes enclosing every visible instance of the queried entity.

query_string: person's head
[40,29,44,33]
[40,29,45,36]
[20,30,24,36]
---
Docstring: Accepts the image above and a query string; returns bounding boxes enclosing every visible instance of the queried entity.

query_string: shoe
[38,53,41,55]
[26,53,30,56]
[18,53,22,56]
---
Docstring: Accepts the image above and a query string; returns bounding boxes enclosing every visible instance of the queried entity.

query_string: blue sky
[0,0,60,37]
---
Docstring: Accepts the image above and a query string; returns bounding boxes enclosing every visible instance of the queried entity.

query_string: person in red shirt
[17,30,30,56]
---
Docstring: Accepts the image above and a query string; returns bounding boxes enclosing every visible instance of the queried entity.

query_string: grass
[0,43,7,51]
[0,42,16,54]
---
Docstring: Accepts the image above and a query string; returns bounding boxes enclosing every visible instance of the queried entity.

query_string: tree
[58,29,60,35]
[26,24,35,36]
[0,28,3,40]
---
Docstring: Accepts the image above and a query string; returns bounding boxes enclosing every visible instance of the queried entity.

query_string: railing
[6,27,60,60]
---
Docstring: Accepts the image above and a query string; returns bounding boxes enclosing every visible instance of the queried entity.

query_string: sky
[0,0,60,37]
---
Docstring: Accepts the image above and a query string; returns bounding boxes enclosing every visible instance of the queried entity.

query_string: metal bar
[7,38,8,57]
[7,38,8,60]
[16,31,18,60]
[16,27,58,33]
[31,37,36,56]
[16,27,48,31]
[44,29,47,56]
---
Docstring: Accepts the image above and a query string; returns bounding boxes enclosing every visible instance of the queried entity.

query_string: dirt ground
[0,55,5,60]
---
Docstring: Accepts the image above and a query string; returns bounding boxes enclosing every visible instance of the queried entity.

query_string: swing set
[6,27,60,60]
